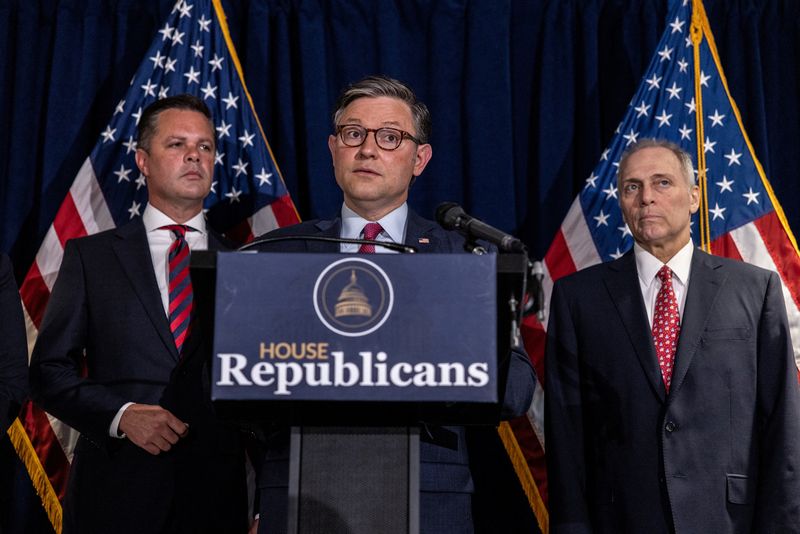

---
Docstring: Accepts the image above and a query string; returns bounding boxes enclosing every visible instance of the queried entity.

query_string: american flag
[10,0,299,528]
[502,0,800,531]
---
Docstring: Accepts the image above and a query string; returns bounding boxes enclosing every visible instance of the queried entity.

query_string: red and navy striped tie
[162,225,193,355]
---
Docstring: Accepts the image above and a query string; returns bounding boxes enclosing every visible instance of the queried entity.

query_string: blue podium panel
[212,252,497,403]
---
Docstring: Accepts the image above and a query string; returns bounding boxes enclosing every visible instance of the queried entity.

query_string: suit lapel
[113,220,180,362]
[404,210,441,252]
[604,253,666,401]
[669,249,725,397]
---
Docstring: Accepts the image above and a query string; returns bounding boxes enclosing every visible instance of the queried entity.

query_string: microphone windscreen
[435,202,464,229]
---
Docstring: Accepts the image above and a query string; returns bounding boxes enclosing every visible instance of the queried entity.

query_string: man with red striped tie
[30,95,248,534]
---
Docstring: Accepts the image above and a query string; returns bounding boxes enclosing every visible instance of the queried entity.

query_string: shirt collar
[634,239,694,288]
[340,202,408,244]
[143,203,207,235]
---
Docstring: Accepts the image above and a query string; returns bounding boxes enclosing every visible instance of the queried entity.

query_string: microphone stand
[523,259,546,323]
[238,235,418,254]
[462,237,488,255]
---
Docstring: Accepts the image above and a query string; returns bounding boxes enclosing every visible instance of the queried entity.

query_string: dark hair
[136,94,213,151]
[617,138,695,188]
[332,75,431,144]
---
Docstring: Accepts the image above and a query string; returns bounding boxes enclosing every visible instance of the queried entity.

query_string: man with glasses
[252,75,535,533]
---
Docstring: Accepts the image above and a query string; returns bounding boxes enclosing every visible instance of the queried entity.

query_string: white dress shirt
[634,239,694,327]
[109,204,209,437]
[339,203,408,253]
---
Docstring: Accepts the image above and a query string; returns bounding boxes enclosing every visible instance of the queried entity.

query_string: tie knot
[657,265,673,283]
[159,224,190,239]
[362,222,383,241]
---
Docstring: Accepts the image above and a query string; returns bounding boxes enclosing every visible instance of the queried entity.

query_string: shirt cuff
[109,402,134,438]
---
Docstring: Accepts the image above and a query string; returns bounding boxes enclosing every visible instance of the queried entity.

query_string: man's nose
[640,184,655,204]
[356,132,379,157]
[185,145,200,162]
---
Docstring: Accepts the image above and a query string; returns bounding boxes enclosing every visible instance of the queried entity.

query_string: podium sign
[211,252,497,403]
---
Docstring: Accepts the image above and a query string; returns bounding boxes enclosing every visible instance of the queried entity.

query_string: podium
[190,251,527,534]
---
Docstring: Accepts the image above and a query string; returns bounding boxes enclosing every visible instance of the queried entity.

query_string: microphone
[238,234,418,254]
[435,202,526,253]
[530,260,545,322]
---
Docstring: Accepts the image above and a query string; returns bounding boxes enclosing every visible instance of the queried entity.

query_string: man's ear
[412,143,432,177]
[135,148,149,177]
[328,135,337,166]
[689,184,700,214]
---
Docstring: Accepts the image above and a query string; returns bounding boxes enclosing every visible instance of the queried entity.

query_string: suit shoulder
[62,225,128,253]
[250,220,332,252]
[256,220,326,239]
[553,258,618,289]
[696,250,775,282]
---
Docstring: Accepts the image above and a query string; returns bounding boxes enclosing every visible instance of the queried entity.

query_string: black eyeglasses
[335,124,421,151]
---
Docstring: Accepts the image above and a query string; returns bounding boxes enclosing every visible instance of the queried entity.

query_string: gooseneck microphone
[435,202,526,253]
[238,235,417,253]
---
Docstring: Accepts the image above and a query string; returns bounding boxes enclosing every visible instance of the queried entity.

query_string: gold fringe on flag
[498,421,549,533]
[8,417,62,533]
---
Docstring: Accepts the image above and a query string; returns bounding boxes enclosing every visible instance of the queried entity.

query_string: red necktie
[652,265,680,392]
[358,222,384,254]
[161,225,193,355]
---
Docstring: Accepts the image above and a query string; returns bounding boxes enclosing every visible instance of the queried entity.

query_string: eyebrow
[164,135,214,144]
[339,118,405,128]
[622,172,673,182]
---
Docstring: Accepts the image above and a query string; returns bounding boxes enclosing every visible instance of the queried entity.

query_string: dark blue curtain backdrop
[0,2,798,531]
[2,0,799,277]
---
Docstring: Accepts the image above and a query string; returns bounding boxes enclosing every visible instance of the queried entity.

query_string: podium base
[287,426,419,534]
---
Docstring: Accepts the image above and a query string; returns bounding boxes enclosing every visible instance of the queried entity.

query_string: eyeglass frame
[334,124,422,151]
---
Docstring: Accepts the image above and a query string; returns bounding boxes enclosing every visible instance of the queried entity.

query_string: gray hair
[332,75,431,144]
[617,138,695,187]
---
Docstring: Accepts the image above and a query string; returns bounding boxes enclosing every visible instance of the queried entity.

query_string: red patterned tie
[652,265,680,392]
[358,222,384,254]
[162,225,193,355]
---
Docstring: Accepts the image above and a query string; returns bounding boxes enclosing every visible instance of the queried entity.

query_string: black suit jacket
[0,253,28,529]
[253,210,536,534]
[0,253,27,433]
[545,248,800,534]
[30,219,248,534]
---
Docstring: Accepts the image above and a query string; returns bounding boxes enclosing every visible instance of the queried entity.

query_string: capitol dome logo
[313,258,394,337]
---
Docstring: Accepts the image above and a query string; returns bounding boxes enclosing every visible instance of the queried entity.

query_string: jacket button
[665,421,677,432]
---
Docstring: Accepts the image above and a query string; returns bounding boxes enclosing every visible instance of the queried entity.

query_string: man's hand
[118,403,189,455]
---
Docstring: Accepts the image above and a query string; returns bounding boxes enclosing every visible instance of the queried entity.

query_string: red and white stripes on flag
[10,0,299,530]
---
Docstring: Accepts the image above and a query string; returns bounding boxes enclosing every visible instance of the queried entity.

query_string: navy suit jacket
[30,219,248,534]
[253,210,536,534]
[545,248,800,534]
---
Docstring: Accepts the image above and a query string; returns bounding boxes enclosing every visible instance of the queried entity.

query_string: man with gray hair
[545,138,800,533]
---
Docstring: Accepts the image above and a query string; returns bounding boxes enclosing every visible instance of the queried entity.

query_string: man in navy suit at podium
[252,76,536,533]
